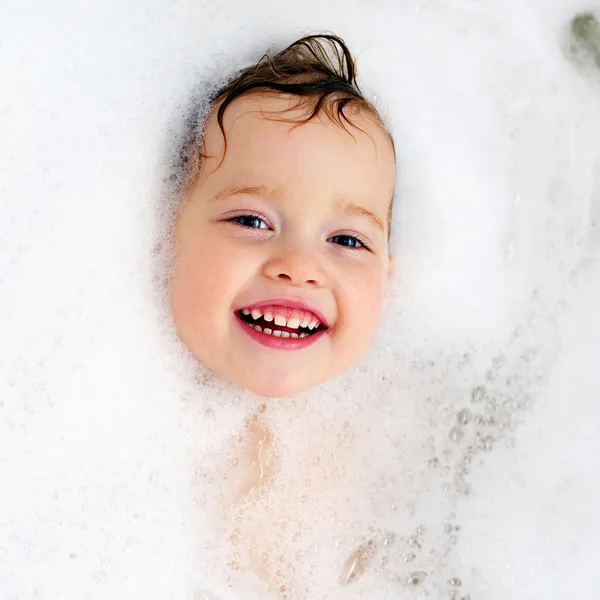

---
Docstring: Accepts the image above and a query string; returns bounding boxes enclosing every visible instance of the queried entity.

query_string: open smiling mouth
[235,308,327,339]
[233,304,330,350]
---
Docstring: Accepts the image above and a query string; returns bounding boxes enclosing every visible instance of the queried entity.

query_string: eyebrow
[213,184,283,202]
[213,184,384,232]
[339,199,384,232]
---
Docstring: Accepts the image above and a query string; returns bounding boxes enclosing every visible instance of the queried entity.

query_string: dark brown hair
[188,33,395,234]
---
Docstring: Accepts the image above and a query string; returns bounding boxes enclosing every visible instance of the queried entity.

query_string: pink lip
[235,298,330,328]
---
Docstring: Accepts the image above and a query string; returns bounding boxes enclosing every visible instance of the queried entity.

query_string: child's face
[170,94,395,398]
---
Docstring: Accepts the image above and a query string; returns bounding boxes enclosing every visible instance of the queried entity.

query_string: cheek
[339,266,387,342]
[170,228,252,328]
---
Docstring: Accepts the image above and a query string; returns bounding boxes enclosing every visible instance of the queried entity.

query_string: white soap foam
[1,0,599,598]
[455,259,600,598]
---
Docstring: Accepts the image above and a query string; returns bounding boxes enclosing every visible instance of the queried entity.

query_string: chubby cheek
[335,267,387,357]
[170,228,254,340]
[170,232,221,337]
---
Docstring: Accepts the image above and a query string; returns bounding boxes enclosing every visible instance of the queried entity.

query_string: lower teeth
[252,324,307,338]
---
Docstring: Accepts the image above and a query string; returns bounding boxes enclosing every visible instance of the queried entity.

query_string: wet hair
[186,33,395,236]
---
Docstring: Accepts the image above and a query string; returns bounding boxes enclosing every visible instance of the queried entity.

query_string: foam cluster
[1,1,599,599]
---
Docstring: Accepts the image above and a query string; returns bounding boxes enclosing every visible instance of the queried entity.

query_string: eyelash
[226,213,373,252]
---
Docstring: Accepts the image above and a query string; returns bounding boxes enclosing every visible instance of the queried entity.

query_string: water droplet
[477,434,493,451]
[258,403,266,413]
[404,553,416,563]
[339,540,376,585]
[416,525,425,536]
[448,577,462,586]
[406,571,427,586]
[292,532,301,543]
[449,427,463,443]
[295,551,304,561]
[457,409,472,425]
[260,552,268,563]
[230,534,238,546]
[471,386,485,403]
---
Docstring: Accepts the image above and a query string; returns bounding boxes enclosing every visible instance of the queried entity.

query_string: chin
[244,381,298,399]
[239,373,314,399]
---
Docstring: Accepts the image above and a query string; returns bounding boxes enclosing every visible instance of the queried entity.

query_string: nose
[262,248,325,288]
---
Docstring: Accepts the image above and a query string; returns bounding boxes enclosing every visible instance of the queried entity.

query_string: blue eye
[228,216,371,251]
[229,214,269,229]
[330,234,371,251]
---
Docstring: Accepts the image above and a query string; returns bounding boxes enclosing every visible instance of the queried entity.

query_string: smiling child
[170,34,396,400]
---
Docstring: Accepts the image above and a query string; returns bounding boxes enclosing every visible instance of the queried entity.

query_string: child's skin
[226,406,360,589]
[170,93,396,587]
[170,94,396,400]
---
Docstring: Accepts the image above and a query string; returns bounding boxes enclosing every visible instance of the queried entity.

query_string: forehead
[199,94,395,205]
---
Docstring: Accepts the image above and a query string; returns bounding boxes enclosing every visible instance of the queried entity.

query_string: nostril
[277,273,318,286]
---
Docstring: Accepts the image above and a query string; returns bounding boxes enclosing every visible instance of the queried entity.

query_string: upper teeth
[241,307,321,330]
